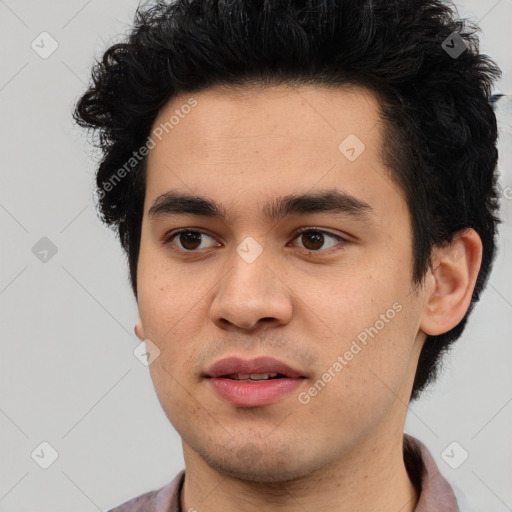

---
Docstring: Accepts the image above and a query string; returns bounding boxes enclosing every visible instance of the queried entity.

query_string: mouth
[204,356,307,407]
[205,356,307,380]
[221,372,291,381]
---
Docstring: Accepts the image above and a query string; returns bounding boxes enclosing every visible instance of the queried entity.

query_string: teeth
[226,373,280,380]
[250,373,278,380]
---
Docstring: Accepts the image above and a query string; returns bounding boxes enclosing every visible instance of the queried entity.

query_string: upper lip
[205,356,306,379]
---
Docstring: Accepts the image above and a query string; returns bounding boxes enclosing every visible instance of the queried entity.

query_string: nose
[209,244,293,331]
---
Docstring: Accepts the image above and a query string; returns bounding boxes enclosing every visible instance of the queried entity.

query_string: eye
[289,228,345,252]
[163,229,219,253]
[163,227,347,255]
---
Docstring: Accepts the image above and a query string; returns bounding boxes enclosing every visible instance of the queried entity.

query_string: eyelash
[162,228,348,256]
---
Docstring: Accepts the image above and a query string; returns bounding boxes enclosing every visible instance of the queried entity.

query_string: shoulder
[107,489,160,512]
[106,470,185,512]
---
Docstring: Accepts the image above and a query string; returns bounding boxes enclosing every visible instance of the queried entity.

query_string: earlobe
[134,313,146,341]
[420,229,483,336]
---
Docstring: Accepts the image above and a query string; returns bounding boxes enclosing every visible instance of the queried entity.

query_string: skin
[134,83,482,512]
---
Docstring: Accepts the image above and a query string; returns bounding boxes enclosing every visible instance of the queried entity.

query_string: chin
[196,442,318,483]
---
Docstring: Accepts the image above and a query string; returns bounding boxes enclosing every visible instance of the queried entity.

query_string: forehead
[150,82,381,157]
[143,83,403,224]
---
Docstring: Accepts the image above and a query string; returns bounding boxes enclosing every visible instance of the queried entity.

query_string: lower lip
[207,377,305,407]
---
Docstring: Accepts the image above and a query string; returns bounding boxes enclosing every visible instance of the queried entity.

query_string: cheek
[136,247,213,340]
[302,275,418,416]
[301,328,414,442]
[147,361,198,432]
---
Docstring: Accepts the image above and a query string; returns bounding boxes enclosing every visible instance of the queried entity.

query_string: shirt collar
[404,433,460,511]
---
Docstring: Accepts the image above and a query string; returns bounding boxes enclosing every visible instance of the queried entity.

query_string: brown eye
[178,231,202,250]
[164,230,218,253]
[291,229,344,252]
[300,231,325,250]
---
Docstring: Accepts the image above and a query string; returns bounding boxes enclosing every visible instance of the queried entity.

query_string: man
[73,0,502,510]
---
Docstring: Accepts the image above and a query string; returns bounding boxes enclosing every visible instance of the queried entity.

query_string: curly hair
[73,0,502,401]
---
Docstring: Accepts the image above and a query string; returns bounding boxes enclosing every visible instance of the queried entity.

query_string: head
[74,0,501,481]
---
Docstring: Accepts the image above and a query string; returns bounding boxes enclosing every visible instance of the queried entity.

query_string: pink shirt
[107,434,459,511]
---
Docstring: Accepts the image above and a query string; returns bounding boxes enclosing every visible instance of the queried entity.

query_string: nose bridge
[210,236,292,329]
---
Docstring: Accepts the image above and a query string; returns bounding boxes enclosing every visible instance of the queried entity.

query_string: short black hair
[73,0,502,401]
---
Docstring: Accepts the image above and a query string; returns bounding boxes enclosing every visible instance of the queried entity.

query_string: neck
[180,429,419,512]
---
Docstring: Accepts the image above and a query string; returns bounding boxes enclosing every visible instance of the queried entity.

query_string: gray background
[0,0,511,510]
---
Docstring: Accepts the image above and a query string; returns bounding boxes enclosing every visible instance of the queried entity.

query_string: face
[136,83,429,482]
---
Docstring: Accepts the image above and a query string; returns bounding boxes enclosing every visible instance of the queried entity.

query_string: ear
[134,312,146,341]
[420,228,483,336]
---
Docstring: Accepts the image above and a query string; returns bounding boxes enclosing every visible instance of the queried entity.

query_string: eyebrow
[148,189,374,223]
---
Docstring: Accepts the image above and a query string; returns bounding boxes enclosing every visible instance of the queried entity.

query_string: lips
[205,356,306,379]
[205,356,306,407]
